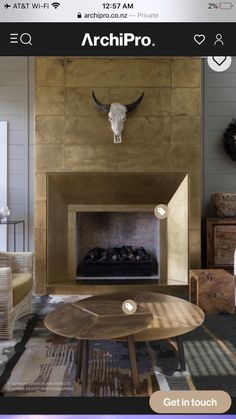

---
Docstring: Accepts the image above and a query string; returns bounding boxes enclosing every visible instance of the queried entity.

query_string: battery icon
[219,2,234,8]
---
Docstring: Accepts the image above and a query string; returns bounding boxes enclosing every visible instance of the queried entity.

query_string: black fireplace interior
[78,245,157,277]
[76,211,159,280]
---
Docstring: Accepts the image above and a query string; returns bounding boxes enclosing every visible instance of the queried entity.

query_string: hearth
[78,246,156,277]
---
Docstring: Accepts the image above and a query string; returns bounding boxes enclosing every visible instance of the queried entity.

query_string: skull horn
[125,92,144,113]
[92,91,110,113]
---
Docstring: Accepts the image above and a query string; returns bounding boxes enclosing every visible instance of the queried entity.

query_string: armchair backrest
[0,252,12,268]
[0,252,34,273]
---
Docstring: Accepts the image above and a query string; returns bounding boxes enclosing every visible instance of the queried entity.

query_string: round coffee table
[44,292,204,395]
[44,295,153,395]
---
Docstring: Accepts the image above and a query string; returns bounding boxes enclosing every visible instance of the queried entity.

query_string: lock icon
[77,12,82,18]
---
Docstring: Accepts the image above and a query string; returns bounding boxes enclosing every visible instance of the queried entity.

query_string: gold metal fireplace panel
[47,172,189,287]
[47,172,187,205]
[35,57,201,294]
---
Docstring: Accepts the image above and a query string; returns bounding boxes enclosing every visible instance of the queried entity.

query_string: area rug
[0,295,235,397]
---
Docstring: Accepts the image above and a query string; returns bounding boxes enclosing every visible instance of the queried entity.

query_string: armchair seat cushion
[12,273,33,307]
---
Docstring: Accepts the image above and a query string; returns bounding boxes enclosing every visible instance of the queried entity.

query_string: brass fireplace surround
[46,172,189,293]
[35,57,201,295]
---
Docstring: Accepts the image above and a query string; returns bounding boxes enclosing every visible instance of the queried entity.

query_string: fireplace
[34,56,201,295]
[46,172,189,287]
[76,211,159,280]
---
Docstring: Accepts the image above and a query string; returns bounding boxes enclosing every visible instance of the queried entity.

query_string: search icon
[20,33,32,45]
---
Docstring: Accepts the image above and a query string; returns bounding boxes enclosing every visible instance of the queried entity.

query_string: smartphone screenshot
[0,0,235,417]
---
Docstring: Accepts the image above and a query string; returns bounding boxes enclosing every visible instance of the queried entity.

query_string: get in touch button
[150,390,231,414]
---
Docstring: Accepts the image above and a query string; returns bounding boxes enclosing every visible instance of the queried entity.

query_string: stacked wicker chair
[0,252,34,339]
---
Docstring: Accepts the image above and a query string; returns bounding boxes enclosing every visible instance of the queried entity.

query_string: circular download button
[207,56,232,72]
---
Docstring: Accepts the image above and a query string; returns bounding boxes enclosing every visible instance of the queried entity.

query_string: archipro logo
[81,32,156,47]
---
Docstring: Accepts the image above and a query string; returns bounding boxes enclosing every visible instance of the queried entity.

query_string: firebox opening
[76,212,159,281]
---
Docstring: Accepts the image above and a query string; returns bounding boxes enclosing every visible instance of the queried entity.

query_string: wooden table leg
[81,339,89,396]
[127,335,141,394]
[176,335,186,371]
[75,339,84,383]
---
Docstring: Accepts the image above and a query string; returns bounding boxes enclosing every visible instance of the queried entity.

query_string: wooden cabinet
[190,269,235,314]
[207,218,236,270]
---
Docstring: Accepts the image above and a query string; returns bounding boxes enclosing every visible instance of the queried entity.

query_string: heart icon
[194,34,206,45]
[207,56,232,72]
[213,56,227,66]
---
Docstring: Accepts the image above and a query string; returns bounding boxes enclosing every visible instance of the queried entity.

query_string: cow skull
[92,91,144,144]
